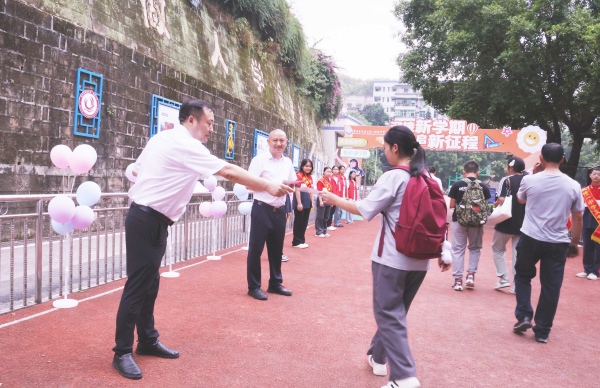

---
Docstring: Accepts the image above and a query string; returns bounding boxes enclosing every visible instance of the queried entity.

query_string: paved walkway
[0,218,598,387]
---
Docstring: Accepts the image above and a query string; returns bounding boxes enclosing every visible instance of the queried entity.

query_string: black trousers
[582,227,600,276]
[326,205,337,227]
[514,234,568,339]
[292,208,311,246]
[113,206,168,355]
[247,200,286,290]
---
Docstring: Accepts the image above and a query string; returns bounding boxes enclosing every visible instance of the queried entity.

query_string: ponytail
[384,126,427,177]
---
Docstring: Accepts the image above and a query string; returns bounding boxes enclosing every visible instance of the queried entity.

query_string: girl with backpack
[321,126,447,388]
[315,167,333,238]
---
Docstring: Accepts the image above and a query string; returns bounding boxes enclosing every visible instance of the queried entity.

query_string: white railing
[0,193,299,314]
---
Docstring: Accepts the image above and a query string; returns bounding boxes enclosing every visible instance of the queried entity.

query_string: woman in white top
[322,126,448,388]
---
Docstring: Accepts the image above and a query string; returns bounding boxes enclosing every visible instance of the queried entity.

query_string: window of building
[375,87,381,92]
[374,97,381,102]
[404,88,408,93]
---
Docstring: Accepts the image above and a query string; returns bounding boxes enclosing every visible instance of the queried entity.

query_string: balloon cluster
[234,184,252,215]
[49,144,101,235]
[198,176,228,218]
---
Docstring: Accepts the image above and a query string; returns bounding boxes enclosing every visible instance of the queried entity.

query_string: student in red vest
[326,166,341,230]
[346,170,358,224]
[334,165,347,227]
[292,159,314,249]
[315,167,333,237]
[576,165,600,280]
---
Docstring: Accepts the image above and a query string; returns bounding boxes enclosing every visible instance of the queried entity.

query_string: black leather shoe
[112,353,142,380]
[267,284,292,296]
[513,317,532,333]
[136,340,180,359]
[248,288,268,300]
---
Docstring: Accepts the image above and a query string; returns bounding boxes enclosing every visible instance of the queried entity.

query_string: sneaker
[587,273,598,280]
[316,234,326,238]
[465,272,475,288]
[281,255,289,262]
[381,377,421,388]
[367,355,387,376]
[509,288,515,294]
[334,224,344,227]
[494,279,510,290]
[576,272,589,278]
[293,243,308,249]
[324,233,331,237]
[535,336,548,343]
[327,226,336,231]
[452,279,463,291]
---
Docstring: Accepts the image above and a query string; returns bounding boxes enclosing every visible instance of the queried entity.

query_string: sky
[288,0,404,81]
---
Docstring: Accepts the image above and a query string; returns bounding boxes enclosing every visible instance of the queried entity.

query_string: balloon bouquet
[198,178,251,259]
[48,144,101,308]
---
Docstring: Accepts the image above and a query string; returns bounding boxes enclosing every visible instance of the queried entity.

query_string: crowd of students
[290,160,359,247]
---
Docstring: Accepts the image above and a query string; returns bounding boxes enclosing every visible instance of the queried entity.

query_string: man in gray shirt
[512,143,583,343]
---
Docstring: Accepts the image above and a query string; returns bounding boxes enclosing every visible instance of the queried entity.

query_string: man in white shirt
[246,129,297,300]
[112,100,293,380]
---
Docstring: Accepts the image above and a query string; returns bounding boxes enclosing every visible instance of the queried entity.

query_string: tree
[362,104,389,126]
[346,110,372,125]
[338,74,375,96]
[396,0,600,177]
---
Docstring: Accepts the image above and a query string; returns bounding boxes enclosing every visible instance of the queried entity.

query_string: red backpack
[378,166,448,259]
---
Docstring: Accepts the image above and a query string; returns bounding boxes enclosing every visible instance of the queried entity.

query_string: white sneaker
[316,234,326,238]
[327,226,336,230]
[367,355,387,376]
[509,288,515,294]
[494,279,510,290]
[281,255,289,262]
[465,272,475,288]
[324,233,331,237]
[587,273,598,280]
[293,243,308,249]
[576,272,589,278]
[381,377,421,388]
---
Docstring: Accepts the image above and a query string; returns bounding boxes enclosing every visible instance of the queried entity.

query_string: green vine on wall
[211,0,342,124]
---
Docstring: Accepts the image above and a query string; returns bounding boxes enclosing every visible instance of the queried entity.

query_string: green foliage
[346,110,371,125]
[215,0,341,124]
[299,52,343,123]
[395,0,600,177]
[339,74,375,96]
[362,104,389,126]
[362,148,385,185]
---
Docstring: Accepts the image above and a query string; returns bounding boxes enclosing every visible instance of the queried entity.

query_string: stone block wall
[0,0,321,195]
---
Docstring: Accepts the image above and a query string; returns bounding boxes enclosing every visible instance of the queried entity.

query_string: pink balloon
[48,195,76,224]
[70,144,97,174]
[50,145,72,169]
[199,202,212,217]
[212,186,226,201]
[210,201,227,218]
[71,205,95,229]
[203,176,217,192]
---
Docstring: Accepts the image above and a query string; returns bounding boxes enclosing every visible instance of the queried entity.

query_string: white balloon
[48,195,76,224]
[203,176,217,192]
[233,184,249,200]
[210,201,228,218]
[71,205,95,230]
[70,144,98,174]
[76,181,101,206]
[199,202,212,217]
[212,186,226,201]
[238,202,253,216]
[193,181,209,194]
[51,220,73,235]
[50,145,72,169]
[125,164,137,183]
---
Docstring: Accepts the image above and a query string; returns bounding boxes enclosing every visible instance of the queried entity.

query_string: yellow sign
[337,137,368,147]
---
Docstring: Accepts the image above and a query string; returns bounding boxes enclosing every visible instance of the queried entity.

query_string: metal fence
[0,187,373,315]
[0,192,298,315]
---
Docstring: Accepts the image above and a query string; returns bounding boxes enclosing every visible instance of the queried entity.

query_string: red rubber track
[0,220,598,387]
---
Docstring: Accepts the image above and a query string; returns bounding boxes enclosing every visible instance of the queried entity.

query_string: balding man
[246,129,297,300]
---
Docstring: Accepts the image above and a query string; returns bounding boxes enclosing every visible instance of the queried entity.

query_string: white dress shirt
[129,123,227,221]
[249,152,296,207]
